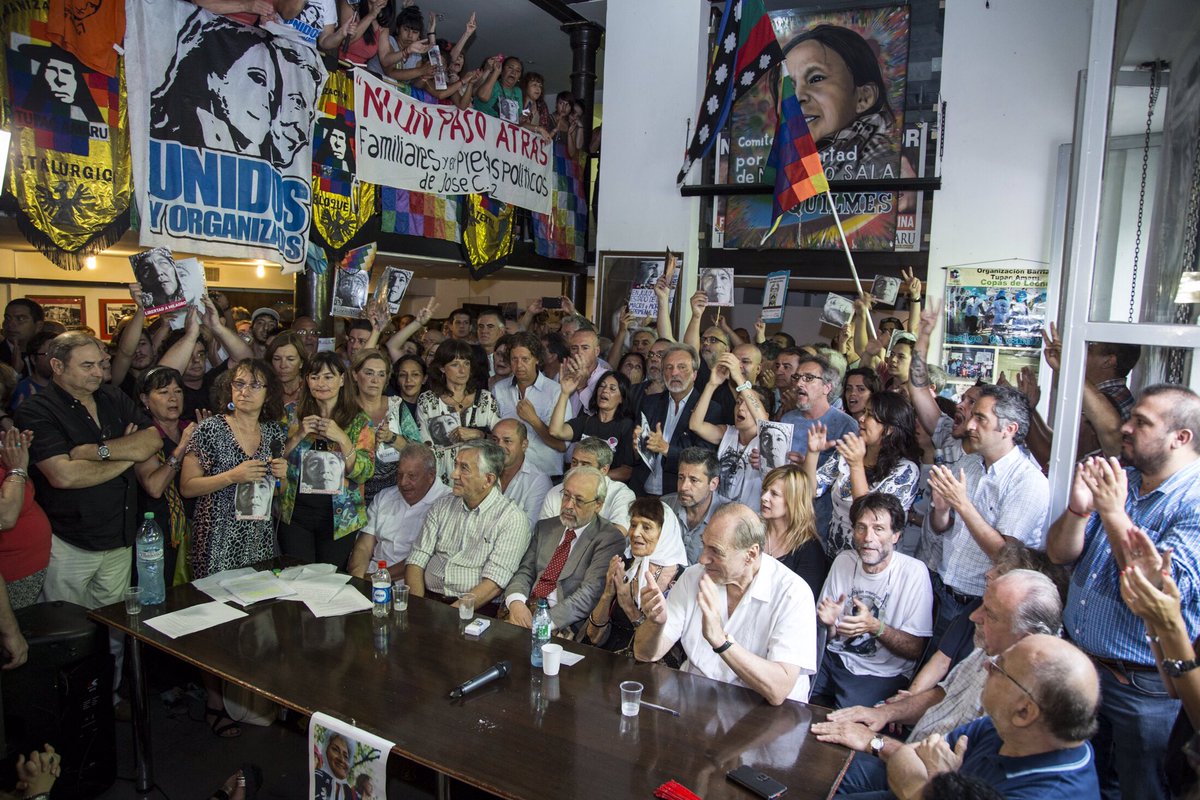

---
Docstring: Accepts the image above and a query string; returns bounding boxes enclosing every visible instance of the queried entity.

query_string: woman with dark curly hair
[417,340,498,485]
[548,369,635,482]
[804,391,920,557]
[842,366,882,422]
[150,10,281,159]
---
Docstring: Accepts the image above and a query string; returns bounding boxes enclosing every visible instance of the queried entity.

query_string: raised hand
[901,266,921,300]
[1120,547,1179,628]
[689,290,708,318]
[646,422,668,455]
[1079,455,1127,517]
[716,352,747,386]
[806,421,830,455]
[1016,366,1041,407]
[464,11,477,36]
[1041,322,1062,372]
[639,569,668,625]
[1118,525,1169,589]
[417,297,439,325]
[817,594,844,628]
[696,574,727,648]
[128,282,146,311]
[927,465,969,513]
[0,428,29,471]
[835,431,867,468]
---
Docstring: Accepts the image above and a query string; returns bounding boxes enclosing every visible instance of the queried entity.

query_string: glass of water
[458,593,476,621]
[620,681,643,717]
[124,587,143,616]
[393,582,409,612]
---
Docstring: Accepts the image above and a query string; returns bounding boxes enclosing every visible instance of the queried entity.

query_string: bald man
[886,635,1100,800]
[492,418,552,529]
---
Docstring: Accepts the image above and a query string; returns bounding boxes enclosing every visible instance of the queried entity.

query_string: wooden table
[90,572,852,800]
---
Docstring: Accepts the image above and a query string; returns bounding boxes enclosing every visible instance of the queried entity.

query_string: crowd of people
[0,260,1194,800]
[194,0,593,157]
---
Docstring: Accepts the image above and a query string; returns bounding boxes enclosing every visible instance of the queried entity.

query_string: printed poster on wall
[353,68,553,215]
[942,263,1048,391]
[126,5,326,274]
[719,5,921,251]
[1,0,131,269]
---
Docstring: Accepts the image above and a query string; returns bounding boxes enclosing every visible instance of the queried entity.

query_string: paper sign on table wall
[310,711,394,800]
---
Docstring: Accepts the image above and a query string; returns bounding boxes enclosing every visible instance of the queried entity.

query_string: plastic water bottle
[531,599,551,667]
[428,34,448,91]
[372,560,392,617]
[135,513,166,605]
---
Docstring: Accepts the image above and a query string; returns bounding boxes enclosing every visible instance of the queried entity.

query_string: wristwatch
[630,613,647,629]
[97,442,111,461]
[1162,658,1200,677]
[712,635,736,654]
[869,736,885,758]
[167,454,181,470]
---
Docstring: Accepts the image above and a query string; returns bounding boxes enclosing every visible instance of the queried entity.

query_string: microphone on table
[449,661,511,699]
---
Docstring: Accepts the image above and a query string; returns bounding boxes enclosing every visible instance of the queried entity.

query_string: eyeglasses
[795,373,826,384]
[293,329,318,337]
[985,654,1038,704]
[231,380,266,393]
[561,493,598,507]
[701,336,729,346]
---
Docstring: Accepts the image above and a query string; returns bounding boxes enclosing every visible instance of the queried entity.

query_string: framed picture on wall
[28,296,85,329]
[99,299,139,340]
[596,250,683,342]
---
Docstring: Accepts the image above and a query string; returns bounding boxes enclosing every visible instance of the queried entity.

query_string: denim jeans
[1092,664,1179,800]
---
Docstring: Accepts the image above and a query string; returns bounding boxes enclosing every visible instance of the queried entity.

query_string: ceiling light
[85,255,97,270]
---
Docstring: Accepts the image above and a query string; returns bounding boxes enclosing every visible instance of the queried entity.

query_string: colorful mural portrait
[721,5,915,251]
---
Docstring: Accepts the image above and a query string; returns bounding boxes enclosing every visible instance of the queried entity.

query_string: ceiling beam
[522,0,588,25]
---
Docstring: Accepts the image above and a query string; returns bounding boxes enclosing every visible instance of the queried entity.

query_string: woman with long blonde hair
[760,465,827,600]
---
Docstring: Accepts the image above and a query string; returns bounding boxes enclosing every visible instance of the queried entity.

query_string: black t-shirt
[779,538,829,602]
[937,596,982,667]
[182,362,230,421]
[569,413,635,471]
[17,382,153,550]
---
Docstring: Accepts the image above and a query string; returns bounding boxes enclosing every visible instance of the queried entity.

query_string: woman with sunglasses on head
[352,348,419,506]
[133,366,207,585]
[279,352,375,568]
[180,359,287,739]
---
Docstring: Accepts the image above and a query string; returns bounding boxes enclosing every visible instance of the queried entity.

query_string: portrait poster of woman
[308,712,391,800]
[720,5,916,251]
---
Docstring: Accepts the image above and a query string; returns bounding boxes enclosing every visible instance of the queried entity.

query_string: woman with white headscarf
[581,498,687,660]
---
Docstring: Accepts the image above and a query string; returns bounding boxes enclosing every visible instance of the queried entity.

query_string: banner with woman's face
[720,5,925,252]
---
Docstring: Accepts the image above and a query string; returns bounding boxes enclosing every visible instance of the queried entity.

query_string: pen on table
[640,701,679,717]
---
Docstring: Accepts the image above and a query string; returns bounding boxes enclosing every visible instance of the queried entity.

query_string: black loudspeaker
[1,601,116,799]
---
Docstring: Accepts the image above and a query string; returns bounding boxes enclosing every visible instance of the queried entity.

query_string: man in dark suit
[503,466,625,633]
[633,343,723,496]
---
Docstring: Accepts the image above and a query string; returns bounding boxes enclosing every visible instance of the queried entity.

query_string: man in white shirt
[812,493,933,710]
[541,437,635,533]
[927,385,1049,636]
[503,466,625,632]
[633,503,816,705]
[567,329,608,416]
[347,443,448,580]
[492,418,552,530]
[492,332,564,478]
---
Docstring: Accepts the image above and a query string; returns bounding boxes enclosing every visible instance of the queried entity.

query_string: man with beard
[922,385,1048,637]
[626,337,671,412]
[1047,384,1200,800]
[633,344,723,496]
[247,308,280,359]
[10,331,57,409]
[778,353,858,463]
[661,448,728,564]
[503,466,624,633]
[2,298,44,377]
[812,493,933,709]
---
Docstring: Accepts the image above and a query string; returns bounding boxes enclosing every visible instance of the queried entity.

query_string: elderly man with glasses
[502,465,625,633]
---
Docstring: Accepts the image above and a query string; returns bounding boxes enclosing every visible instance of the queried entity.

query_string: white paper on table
[285,574,353,605]
[219,572,298,606]
[144,601,248,639]
[558,651,585,667]
[304,586,372,618]
[277,563,338,581]
[192,567,258,602]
